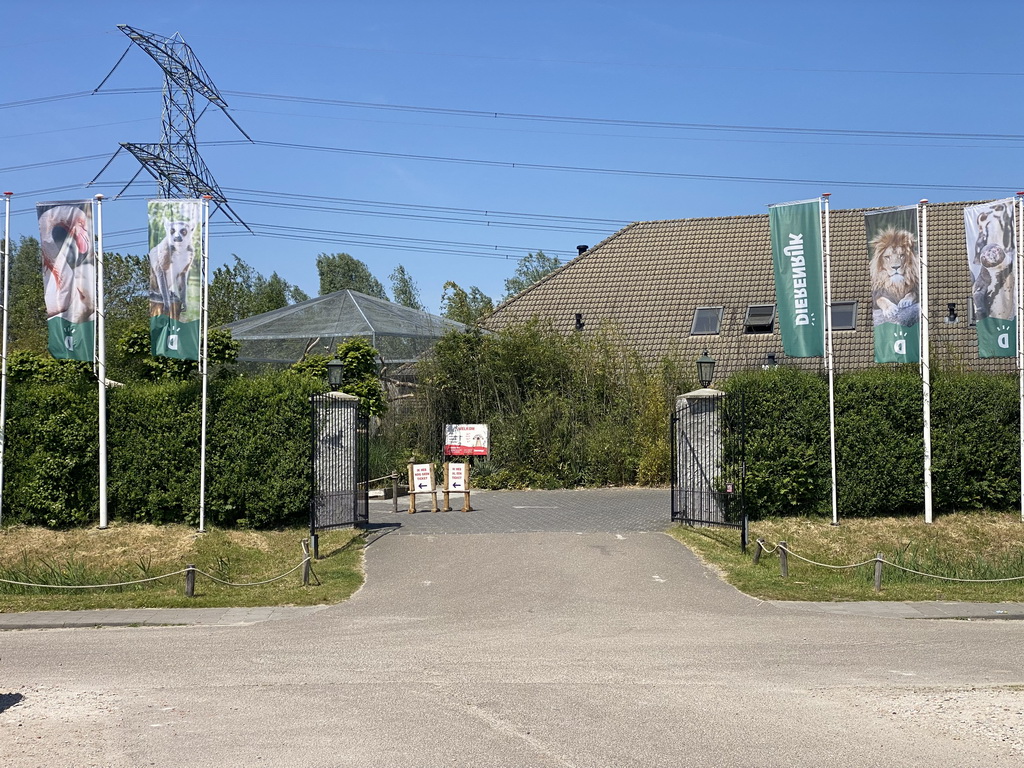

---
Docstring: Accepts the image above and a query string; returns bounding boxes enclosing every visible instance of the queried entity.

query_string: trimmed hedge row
[4,372,324,529]
[726,367,1021,518]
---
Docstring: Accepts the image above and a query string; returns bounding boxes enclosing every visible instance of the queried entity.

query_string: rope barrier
[756,540,1024,585]
[0,556,312,591]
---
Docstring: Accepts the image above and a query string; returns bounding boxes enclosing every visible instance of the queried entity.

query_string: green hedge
[727,367,1021,518]
[3,371,324,529]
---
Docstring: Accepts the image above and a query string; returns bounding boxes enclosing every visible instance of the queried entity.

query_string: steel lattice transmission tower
[94,24,251,227]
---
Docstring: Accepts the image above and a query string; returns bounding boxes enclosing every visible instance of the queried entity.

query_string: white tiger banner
[965,199,1017,358]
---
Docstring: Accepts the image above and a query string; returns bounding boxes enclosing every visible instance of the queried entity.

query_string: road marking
[512,506,559,509]
[652,575,666,583]
[616,534,626,540]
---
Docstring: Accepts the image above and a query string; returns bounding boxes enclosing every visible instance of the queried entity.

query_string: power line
[222,89,1024,144]
[207,138,1022,194]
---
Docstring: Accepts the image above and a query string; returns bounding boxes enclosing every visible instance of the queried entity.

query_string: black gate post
[310,392,370,538]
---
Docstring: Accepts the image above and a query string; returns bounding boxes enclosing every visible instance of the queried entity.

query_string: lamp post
[326,358,344,391]
[697,349,716,389]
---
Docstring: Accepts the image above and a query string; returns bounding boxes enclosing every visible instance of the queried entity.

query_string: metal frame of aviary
[310,393,369,540]
[671,392,748,551]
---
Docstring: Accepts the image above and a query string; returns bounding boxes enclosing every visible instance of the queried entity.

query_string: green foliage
[389,264,424,310]
[316,252,387,299]
[291,337,387,418]
[408,321,678,488]
[209,255,308,325]
[502,251,562,300]
[205,374,324,528]
[439,281,494,325]
[4,379,99,527]
[116,326,240,381]
[7,236,48,354]
[729,366,1022,519]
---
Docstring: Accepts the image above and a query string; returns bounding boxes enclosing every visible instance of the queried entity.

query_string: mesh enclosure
[224,289,468,364]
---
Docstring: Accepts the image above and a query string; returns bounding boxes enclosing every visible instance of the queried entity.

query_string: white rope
[0,557,312,591]
[766,542,1024,584]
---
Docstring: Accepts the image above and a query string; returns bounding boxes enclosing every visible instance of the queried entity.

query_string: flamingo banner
[37,201,96,361]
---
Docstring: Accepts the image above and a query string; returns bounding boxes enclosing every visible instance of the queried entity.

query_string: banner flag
[770,200,825,357]
[148,200,202,360]
[37,201,96,360]
[866,207,921,364]
[965,200,1017,358]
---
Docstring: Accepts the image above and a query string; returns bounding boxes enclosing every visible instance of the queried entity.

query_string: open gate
[311,392,369,534]
[671,391,748,550]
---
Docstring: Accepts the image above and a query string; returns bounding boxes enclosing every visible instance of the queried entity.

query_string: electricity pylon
[93,24,251,228]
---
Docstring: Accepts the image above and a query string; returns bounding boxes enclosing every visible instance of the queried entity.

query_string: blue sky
[4,1,1023,313]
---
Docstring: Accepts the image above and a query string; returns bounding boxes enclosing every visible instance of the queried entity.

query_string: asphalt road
[2,489,1022,766]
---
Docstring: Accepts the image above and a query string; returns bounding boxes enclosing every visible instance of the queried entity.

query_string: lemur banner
[866,207,921,364]
[37,201,96,361]
[965,200,1017,358]
[148,199,203,360]
[769,200,825,357]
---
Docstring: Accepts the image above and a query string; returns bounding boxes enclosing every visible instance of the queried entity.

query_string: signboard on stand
[444,424,489,457]
[411,463,435,492]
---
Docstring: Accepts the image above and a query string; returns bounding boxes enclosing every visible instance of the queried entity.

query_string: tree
[103,252,150,341]
[210,255,309,325]
[7,236,48,353]
[316,253,387,299]
[440,281,494,325]
[389,264,424,311]
[503,250,563,300]
[291,337,387,418]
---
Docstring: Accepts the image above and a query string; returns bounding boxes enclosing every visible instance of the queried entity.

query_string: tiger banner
[148,199,203,359]
[37,201,96,361]
[965,200,1017,358]
[769,199,825,357]
[866,207,921,364]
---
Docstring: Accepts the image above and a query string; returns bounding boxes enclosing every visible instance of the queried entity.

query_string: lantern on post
[696,349,716,389]
[325,358,345,391]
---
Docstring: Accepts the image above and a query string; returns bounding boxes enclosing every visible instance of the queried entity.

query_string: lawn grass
[0,523,364,613]
[669,512,1024,602]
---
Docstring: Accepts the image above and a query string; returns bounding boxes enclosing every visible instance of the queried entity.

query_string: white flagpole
[1017,192,1024,523]
[198,196,211,532]
[920,200,933,524]
[95,194,108,529]
[822,193,839,525]
[0,192,12,525]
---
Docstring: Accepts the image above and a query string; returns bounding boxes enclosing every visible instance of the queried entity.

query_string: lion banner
[769,199,825,357]
[965,199,1017,358]
[37,200,96,361]
[148,199,203,360]
[866,207,921,364]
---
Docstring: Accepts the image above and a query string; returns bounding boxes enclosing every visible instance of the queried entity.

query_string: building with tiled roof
[484,201,1016,379]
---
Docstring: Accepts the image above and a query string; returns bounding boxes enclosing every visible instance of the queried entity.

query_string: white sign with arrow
[447,462,468,491]
[412,463,435,492]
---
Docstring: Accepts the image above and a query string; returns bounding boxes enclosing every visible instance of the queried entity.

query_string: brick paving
[367,487,671,535]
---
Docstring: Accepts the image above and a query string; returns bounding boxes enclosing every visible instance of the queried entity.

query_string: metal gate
[310,392,369,532]
[671,391,747,549]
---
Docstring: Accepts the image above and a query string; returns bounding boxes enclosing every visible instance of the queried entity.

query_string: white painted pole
[198,196,211,532]
[1017,193,1024,523]
[0,192,12,526]
[95,194,108,530]
[920,200,933,524]
[822,193,839,526]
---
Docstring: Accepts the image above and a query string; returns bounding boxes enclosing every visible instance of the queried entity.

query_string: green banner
[770,200,825,357]
[965,200,1017,358]
[148,200,203,360]
[37,201,96,361]
[47,318,94,361]
[866,207,920,364]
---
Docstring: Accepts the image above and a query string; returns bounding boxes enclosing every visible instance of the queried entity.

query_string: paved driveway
[2,489,1023,766]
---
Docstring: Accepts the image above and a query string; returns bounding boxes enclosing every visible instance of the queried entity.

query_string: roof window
[743,304,776,334]
[830,301,857,331]
[691,307,724,336]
